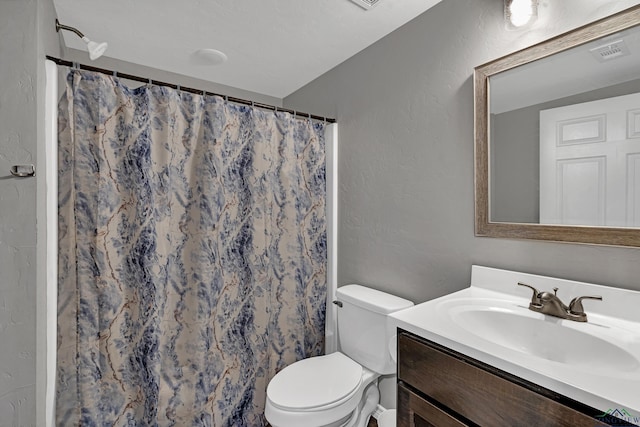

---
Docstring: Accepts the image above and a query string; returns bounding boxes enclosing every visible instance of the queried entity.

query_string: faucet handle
[517,282,541,306]
[568,295,603,315]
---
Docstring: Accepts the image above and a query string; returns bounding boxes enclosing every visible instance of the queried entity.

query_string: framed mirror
[475,5,640,247]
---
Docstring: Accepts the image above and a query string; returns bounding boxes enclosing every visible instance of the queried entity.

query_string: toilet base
[344,381,380,427]
[376,409,396,427]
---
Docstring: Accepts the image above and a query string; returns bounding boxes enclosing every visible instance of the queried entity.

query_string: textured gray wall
[0,0,59,423]
[284,0,640,304]
[2,0,640,422]
[0,0,39,424]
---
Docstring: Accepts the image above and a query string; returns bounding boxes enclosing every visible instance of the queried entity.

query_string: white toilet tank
[335,285,413,375]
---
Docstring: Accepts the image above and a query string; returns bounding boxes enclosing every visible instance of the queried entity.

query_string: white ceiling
[53,0,442,99]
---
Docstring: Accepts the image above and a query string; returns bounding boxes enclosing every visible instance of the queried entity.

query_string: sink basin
[389,266,640,419]
[447,302,640,372]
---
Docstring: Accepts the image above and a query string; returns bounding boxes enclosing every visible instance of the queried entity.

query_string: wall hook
[10,165,36,177]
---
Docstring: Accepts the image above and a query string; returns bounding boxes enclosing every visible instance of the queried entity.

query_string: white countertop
[389,265,640,424]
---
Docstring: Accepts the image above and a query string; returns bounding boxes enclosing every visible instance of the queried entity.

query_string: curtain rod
[46,56,337,124]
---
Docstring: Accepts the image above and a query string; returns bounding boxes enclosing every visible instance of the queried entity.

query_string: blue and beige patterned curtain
[56,69,327,426]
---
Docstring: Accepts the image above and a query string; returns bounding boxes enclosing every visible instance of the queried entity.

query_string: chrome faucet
[517,282,602,322]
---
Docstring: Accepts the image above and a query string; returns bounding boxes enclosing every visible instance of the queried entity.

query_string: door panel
[540,91,640,226]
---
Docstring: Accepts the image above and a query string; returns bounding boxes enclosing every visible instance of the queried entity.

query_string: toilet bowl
[265,285,413,427]
[265,353,379,427]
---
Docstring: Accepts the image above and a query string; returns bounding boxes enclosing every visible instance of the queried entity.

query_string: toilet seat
[267,352,363,411]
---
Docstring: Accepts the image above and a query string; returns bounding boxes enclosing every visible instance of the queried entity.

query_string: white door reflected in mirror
[539,92,640,226]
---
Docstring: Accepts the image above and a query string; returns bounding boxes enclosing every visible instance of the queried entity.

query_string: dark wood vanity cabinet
[396,330,629,427]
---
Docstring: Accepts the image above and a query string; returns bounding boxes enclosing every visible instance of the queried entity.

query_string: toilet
[265,284,413,427]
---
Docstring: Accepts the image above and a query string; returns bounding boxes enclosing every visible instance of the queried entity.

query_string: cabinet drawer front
[398,383,469,427]
[398,332,609,427]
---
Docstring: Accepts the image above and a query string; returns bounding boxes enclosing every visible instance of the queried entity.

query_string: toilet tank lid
[336,284,414,314]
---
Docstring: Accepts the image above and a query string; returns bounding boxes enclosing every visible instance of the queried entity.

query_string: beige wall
[284,0,640,303]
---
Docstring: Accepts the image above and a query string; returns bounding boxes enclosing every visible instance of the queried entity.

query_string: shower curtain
[56,69,327,427]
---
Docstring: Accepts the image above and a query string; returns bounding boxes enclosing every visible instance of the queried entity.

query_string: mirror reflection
[489,23,640,227]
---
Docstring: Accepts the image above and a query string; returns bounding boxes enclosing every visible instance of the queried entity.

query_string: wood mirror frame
[474,5,640,247]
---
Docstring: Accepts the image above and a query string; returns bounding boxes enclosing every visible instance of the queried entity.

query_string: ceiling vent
[589,39,631,62]
[349,0,381,10]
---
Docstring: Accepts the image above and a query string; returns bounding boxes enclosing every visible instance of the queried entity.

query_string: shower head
[82,37,109,61]
[56,19,108,60]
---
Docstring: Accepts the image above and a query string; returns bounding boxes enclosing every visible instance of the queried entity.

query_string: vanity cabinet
[397,330,623,427]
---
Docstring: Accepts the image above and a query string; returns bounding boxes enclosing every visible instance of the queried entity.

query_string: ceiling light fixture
[55,19,108,60]
[505,0,538,30]
[349,0,381,10]
[192,49,228,66]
